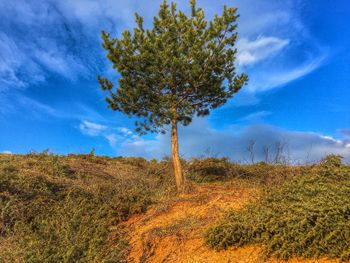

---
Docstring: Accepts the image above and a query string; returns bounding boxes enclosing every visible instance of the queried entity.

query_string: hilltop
[0,153,349,262]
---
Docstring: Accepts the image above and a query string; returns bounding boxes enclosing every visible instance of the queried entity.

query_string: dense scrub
[205,155,350,261]
[0,152,173,262]
[187,157,297,185]
[1,153,348,262]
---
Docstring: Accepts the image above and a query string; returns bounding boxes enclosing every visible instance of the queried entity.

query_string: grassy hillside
[205,155,350,261]
[0,152,174,262]
[1,153,349,262]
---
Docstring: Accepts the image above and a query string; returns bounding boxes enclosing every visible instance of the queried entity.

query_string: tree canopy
[98,0,248,135]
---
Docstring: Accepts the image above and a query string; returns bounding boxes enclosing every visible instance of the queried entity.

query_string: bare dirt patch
[122,180,340,263]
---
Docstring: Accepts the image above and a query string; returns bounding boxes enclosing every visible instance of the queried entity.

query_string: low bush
[205,155,350,261]
[187,158,298,185]
[0,153,173,262]
[187,158,231,182]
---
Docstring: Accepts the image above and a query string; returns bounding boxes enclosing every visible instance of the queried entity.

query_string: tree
[98,0,248,190]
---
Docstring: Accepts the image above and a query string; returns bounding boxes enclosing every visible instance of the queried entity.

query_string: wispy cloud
[78,120,137,148]
[105,134,118,147]
[118,127,133,136]
[239,111,271,122]
[0,32,43,89]
[0,92,106,124]
[16,96,63,118]
[0,0,104,91]
[79,120,107,136]
[246,53,327,92]
[0,0,330,124]
[265,56,326,89]
[0,0,326,92]
[33,50,85,81]
[237,36,289,66]
[231,0,328,93]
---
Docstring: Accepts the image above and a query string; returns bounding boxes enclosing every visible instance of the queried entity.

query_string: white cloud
[105,127,142,148]
[320,135,342,144]
[267,56,326,86]
[58,0,162,33]
[247,54,327,92]
[0,32,43,89]
[33,50,84,80]
[0,0,103,91]
[105,134,118,147]
[0,0,328,102]
[1,150,12,154]
[79,120,107,136]
[78,121,138,148]
[118,127,133,136]
[117,118,350,163]
[0,0,330,131]
[237,36,290,66]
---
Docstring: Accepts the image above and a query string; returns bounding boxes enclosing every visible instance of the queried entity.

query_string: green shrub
[320,154,343,168]
[205,156,350,261]
[187,158,297,185]
[187,158,231,182]
[0,153,173,262]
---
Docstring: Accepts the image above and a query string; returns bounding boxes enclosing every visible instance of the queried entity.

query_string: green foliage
[98,0,247,134]
[0,154,173,262]
[187,158,231,182]
[205,156,350,261]
[2,153,347,261]
[187,158,297,184]
[320,154,343,167]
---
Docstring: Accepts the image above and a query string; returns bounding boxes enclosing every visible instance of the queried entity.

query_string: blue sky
[0,0,349,162]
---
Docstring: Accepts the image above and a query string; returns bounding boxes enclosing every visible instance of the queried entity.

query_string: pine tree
[98,0,248,190]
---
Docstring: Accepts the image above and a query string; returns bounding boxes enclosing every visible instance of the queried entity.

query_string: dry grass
[1,153,347,262]
[0,152,174,262]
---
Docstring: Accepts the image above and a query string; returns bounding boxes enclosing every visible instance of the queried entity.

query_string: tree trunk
[171,118,184,190]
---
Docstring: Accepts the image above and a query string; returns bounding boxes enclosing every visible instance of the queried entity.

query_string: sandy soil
[122,180,339,263]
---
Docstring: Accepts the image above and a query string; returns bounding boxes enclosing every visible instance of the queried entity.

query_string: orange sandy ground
[121,180,340,263]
